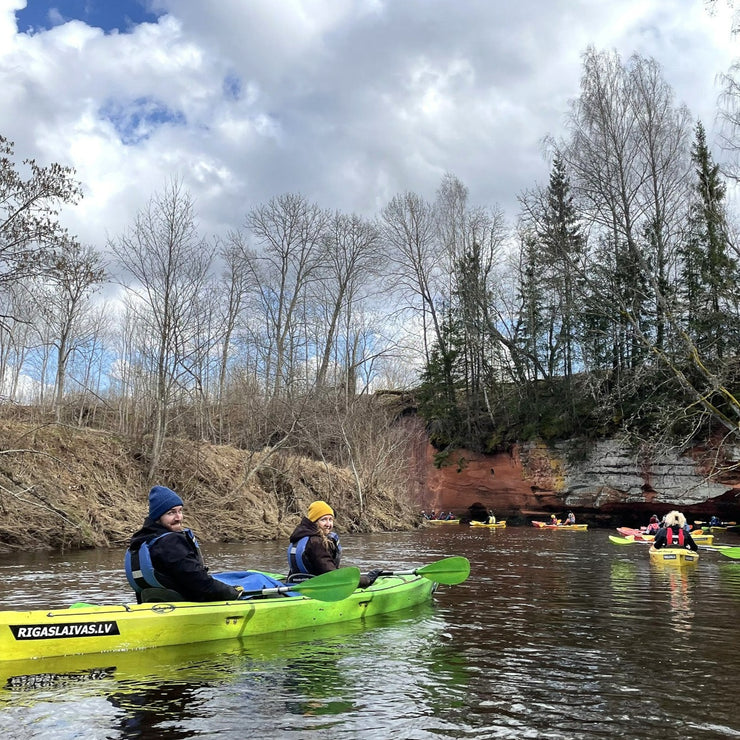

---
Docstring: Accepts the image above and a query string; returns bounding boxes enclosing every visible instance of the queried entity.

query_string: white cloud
[0,0,736,252]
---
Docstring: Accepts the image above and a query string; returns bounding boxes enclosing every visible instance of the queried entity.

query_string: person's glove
[359,568,384,588]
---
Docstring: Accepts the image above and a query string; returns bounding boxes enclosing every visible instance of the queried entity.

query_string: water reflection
[2,529,740,738]
[649,562,696,634]
[0,606,455,737]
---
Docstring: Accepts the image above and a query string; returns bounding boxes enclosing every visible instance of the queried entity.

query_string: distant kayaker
[487,511,497,525]
[125,485,242,603]
[550,514,559,526]
[565,512,576,525]
[645,514,660,535]
[287,500,381,588]
[652,511,698,551]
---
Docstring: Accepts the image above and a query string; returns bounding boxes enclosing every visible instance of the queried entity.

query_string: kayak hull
[470,520,506,528]
[428,519,460,525]
[649,547,699,566]
[0,574,435,663]
[617,527,713,544]
[532,521,588,531]
[616,527,653,541]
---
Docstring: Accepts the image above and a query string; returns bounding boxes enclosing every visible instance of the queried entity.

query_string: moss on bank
[0,420,421,554]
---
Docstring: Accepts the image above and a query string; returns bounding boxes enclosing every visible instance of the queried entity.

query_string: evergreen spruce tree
[681,121,739,359]
[540,153,586,380]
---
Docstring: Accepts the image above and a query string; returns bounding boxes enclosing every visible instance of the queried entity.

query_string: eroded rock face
[415,438,740,523]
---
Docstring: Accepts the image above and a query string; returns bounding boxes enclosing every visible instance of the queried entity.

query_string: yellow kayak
[649,547,699,566]
[532,521,588,531]
[427,519,460,525]
[470,520,506,528]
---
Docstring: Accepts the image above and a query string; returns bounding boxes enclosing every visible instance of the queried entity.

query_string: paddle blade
[291,567,361,602]
[417,556,471,585]
[703,545,740,560]
[609,535,638,546]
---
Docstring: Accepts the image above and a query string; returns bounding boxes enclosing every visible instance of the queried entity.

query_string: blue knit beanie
[148,485,184,522]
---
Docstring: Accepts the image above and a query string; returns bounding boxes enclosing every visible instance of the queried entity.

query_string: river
[1,524,739,739]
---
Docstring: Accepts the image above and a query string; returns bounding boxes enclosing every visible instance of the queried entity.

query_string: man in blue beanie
[125,485,241,603]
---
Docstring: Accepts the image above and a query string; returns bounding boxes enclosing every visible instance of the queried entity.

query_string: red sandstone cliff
[410,435,740,523]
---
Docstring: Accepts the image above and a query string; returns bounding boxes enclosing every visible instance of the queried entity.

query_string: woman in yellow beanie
[288,500,381,588]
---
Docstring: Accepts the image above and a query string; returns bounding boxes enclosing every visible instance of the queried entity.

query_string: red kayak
[616,527,654,541]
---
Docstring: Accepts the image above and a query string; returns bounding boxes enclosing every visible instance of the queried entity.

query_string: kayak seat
[140,587,186,603]
[285,573,313,584]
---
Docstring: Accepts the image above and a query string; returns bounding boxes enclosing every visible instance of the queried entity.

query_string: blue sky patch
[99,97,186,145]
[16,0,162,35]
[223,73,242,101]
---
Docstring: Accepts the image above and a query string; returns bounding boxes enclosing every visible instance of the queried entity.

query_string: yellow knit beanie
[307,500,334,521]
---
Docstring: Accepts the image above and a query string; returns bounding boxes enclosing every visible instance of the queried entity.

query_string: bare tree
[0,284,36,400]
[0,135,82,300]
[214,232,257,441]
[551,48,740,441]
[33,242,108,422]
[629,55,693,349]
[314,211,383,396]
[719,59,740,183]
[69,302,112,427]
[244,193,330,398]
[380,191,443,366]
[109,180,213,479]
[556,48,691,370]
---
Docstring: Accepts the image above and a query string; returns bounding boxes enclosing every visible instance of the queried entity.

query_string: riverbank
[0,419,421,553]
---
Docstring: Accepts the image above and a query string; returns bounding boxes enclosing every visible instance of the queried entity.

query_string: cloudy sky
[2,0,738,250]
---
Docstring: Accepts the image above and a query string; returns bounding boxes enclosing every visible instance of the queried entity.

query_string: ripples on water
[1,526,740,738]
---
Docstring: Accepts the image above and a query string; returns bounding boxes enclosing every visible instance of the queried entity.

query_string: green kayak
[0,570,443,663]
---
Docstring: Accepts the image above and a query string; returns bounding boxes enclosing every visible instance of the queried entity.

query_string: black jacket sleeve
[150,533,239,602]
[652,529,667,549]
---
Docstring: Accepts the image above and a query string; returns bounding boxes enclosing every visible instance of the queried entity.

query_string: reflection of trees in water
[718,562,740,599]
[227,610,452,723]
[108,680,211,739]
[102,609,450,733]
[283,647,357,717]
[609,560,639,598]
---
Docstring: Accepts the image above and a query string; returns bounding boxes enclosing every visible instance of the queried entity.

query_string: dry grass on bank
[0,419,422,554]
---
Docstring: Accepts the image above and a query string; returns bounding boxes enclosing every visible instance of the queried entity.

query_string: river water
[1,524,739,739]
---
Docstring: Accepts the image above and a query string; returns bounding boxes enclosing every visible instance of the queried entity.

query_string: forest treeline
[3,46,740,498]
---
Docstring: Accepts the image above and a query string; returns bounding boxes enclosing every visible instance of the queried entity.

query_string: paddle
[239,567,361,602]
[609,535,740,560]
[378,556,471,585]
[698,544,740,560]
